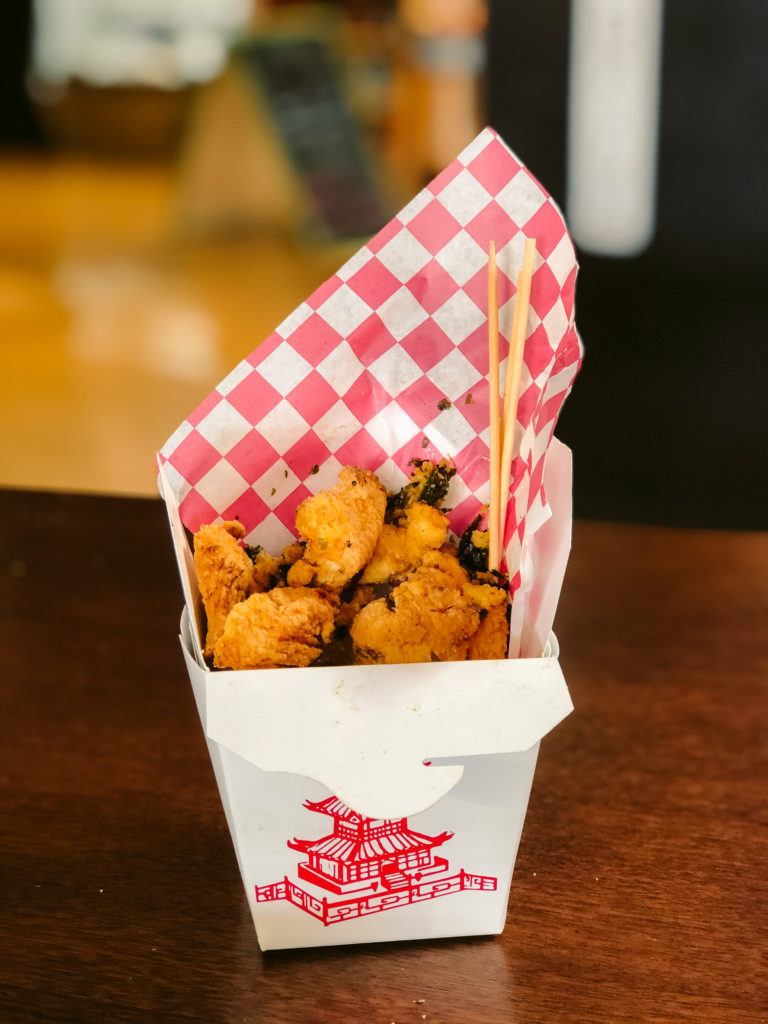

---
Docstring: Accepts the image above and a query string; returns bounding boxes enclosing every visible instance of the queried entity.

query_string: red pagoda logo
[255,796,497,926]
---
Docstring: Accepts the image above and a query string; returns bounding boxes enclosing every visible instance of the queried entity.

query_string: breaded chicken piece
[469,603,510,660]
[351,562,479,664]
[352,548,507,664]
[427,549,508,658]
[213,587,337,670]
[281,542,305,566]
[251,549,281,591]
[287,467,386,590]
[361,504,448,584]
[423,548,508,614]
[194,521,256,657]
[194,524,299,655]
[419,547,469,584]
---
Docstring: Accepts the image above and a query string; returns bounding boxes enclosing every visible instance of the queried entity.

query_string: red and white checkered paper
[159,128,581,591]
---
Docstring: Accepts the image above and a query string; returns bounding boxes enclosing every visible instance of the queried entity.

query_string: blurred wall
[489,0,768,529]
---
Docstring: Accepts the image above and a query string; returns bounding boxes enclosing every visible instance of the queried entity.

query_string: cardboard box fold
[181,610,571,821]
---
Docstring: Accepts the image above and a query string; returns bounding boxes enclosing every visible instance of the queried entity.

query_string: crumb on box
[437,398,451,411]
[464,393,474,404]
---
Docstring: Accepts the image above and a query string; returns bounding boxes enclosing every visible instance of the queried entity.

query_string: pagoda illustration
[255,795,497,926]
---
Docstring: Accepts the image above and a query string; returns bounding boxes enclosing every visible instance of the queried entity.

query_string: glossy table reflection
[1,489,765,1023]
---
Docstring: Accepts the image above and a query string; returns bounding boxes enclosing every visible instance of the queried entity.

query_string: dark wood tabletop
[1,488,765,1023]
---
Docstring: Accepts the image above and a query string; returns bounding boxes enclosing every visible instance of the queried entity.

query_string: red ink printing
[255,795,497,926]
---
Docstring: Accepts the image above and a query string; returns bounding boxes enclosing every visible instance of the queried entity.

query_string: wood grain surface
[1,489,765,1023]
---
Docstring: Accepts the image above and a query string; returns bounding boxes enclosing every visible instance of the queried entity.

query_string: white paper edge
[521,438,573,657]
[158,462,206,666]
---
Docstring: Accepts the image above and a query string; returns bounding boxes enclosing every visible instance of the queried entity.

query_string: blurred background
[1,0,765,527]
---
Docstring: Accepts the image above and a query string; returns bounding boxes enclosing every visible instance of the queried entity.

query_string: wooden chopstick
[498,238,536,556]
[487,240,501,572]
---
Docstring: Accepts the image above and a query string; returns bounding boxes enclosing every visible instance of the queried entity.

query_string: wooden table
[1,489,765,1023]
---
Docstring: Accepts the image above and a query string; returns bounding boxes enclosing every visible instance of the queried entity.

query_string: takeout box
[180,614,570,950]
[158,128,582,950]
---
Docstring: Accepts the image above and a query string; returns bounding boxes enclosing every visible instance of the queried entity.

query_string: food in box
[159,127,581,949]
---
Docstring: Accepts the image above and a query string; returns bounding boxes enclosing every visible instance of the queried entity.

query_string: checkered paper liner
[159,128,581,598]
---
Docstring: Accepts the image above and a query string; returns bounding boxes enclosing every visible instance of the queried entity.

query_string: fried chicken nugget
[435,549,508,659]
[287,467,386,590]
[351,546,507,664]
[361,503,449,585]
[250,549,281,591]
[213,587,337,670]
[194,521,256,657]
[351,564,478,664]
[352,547,507,664]
[469,603,510,660]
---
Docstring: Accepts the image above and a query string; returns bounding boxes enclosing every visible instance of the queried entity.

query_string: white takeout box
[181,615,571,951]
[166,441,575,951]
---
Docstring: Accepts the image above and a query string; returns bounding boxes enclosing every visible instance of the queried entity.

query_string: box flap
[181,612,572,820]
